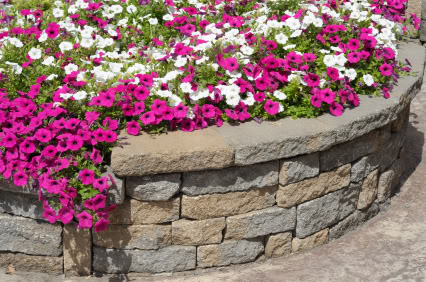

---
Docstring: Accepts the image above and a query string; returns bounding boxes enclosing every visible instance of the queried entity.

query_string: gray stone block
[0,190,44,220]
[0,213,62,256]
[279,153,319,185]
[0,179,38,196]
[320,126,390,172]
[126,173,181,201]
[377,169,395,203]
[225,206,296,239]
[182,161,278,196]
[351,153,381,183]
[197,238,264,268]
[329,202,379,240]
[296,183,360,238]
[93,246,196,273]
[103,166,125,205]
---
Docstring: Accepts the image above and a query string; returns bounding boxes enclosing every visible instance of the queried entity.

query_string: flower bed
[0,41,423,275]
[0,0,421,231]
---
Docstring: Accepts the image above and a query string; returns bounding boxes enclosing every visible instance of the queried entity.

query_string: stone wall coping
[111,42,425,177]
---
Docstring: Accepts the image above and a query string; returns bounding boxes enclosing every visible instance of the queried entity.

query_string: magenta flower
[76,211,93,229]
[254,92,266,102]
[151,99,167,115]
[181,118,195,132]
[255,76,270,91]
[223,57,239,72]
[94,217,110,232]
[85,111,100,124]
[327,67,340,81]
[46,22,60,39]
[202,104,216,119]
[93,177,109,192]
[79,169,95,185]
[102,117,119,130]
[19,140,36,154]
[126,121,140,136]
[140,111,156,125]
[304,73,320,87]
[329,102,344,116]
[58,207,74,224]
[42,145,57,158]
[311,94,322,108]
[379,63,393,76]
[92,194,106,210]
[1,132,16,148]
[264,99,279,115]
[303,53,316,62]
[383,47,395,60]
[134,101,145,115]
[104,130,117,143]
[67,135,83,151]
[320,88,336,104]
[347,39,360,51]
[347,52,361,63]
[13,170,28,187]
[174,103,188,119]
[90,148,103,164]
[43,206,58,224]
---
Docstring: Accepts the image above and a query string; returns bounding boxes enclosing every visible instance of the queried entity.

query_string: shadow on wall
[397,113,425,193]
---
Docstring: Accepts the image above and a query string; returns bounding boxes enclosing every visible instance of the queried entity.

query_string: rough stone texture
[351,153,381,183]
[63,224,91,276]
[329,202,379,240]
[197,238,264,268]
[93,224,171,250]
[420,21,426,42]
[0,253,63,275]
[126,173,181,201]
[380,128,406,171]
[276,164,351,208]
[320,126,390,172]
[292,229,329,253]
[0,190,44,220]
[296,183,360,238]
[111,128,234,176]
[109,197,180,224]
[225,206,296,239]
[172,218,225,246]
[279,153,319,185]
[93,246,196,273]
[377,169,395,203]
[0,179,38,196]
[357,169,379,210]
[264,232,292,258]
[391,105,410,132]
[103,166,125,205]
[0,213,62,256]
[181,161,278,196]
[181,186,277,220]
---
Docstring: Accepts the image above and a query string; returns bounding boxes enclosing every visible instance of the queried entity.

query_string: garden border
[0,42,424,276]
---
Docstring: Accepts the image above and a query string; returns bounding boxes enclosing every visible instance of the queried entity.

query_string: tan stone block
[277,164,351,208]
[111,128,234,176]
[265,232,292,258]
[181,186,277,220]
[357,169,379,210]
[0,253,63,275]
[172,218,225,246]
[63,224,91,276]
[93,224,171,250]
[109,197,180,224]
[292,229,329,252]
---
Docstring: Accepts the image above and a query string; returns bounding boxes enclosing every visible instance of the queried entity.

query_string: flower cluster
[0,0,416,230]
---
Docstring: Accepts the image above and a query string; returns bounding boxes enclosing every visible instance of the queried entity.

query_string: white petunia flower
[42,56,55,66]
[74,91,88,100]
[323,55,337,67]
[363,74,375,86]
[64,63,78,75]
[81,37,94,48]
[345,68,357,81]
[126,5,137,13]
[148,18,158,25]
[275,33,288,44]
[240,45,254,55]
[273,91,287,100]
[53,8,64,18]
[28,48,42,60]
[285,18,301,30]
[180,82,192,93]
[59,41,73,53]
[38,32,48,42]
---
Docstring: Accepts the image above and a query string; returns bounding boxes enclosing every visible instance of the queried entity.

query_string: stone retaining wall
[0,42,424,276]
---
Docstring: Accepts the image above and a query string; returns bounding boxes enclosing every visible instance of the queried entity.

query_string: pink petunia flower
[127,121,140,135]
[79,169,95,185]
[76,211,93,229]
[329,102,344,116]
[173,103,188,119]
[140,111,156,125]
[264,99,279,115]
[379,63,393,76]
[311,94,322,108]
[67,135,83,151]
[327,67,340,81]
[94,217,110,232]
[320,88,336,104]
[13,170,28,187]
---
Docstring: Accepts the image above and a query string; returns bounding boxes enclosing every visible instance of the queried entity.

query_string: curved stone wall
[0,42,424,276]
